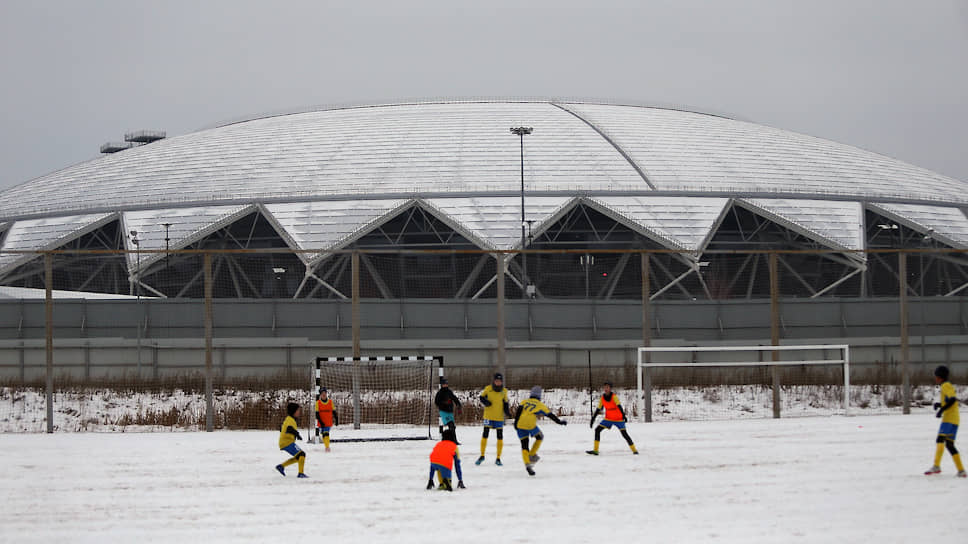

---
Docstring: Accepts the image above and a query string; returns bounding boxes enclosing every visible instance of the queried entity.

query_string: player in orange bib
[315,388,338,452]
[426,428,465,491]
[587,382,638,455]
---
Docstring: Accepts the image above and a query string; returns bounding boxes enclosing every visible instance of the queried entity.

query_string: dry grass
[1,363,955,431]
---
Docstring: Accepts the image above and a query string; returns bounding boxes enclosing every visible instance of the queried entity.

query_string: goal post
[637,345,850,422]
[310,355,444,442]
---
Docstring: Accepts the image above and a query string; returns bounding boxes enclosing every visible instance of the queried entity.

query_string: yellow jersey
[279,415,299,449]
[940,382,959,425]
[515,398,552,431]
[480,385,509,421]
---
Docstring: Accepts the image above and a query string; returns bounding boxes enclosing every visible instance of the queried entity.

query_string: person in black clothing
[435,378,462,435]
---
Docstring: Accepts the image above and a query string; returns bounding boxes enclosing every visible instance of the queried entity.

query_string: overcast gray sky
[1,0,966,192]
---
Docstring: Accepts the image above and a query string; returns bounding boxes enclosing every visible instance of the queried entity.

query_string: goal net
[310,356,443,442]
[637,345,858,422]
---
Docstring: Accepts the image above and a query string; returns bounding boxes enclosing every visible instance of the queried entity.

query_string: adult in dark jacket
[435,378,462,434]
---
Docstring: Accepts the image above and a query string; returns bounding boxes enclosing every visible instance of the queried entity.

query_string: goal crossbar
[639,344,850,353]
[643,360,846,368]
[637,344,850,422]
[312,355,444,442]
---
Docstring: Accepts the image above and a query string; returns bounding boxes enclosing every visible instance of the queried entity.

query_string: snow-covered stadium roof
[1,98,967,273]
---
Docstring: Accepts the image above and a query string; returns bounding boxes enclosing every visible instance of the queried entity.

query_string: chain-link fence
[0,248,965,431]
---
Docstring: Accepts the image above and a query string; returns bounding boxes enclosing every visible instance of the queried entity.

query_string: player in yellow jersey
[587,381,638,456]
[924,366,965,477]
[315,388,338,452]
[476,373,512,466]
[513,386,567,476]
[275,402,308,478]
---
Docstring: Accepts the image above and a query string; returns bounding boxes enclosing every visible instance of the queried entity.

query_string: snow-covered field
[1,412,963,543]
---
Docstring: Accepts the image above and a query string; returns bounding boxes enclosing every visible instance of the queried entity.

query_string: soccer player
[513,386,567,476]
[315,387,338,452]
[925,365,965,477]
[275,402,308,478]
[587,381,639,456]
[476,372,512,466]
[434,378,462,434]
[426,427,465,491]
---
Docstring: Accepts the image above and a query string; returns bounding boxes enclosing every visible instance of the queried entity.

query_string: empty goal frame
[311,355,444,442]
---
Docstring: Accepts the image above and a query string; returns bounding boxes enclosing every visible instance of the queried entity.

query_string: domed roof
[3,99,966,218]
[1,99,967,275]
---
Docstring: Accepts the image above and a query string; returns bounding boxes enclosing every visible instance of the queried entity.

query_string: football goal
[637,345,852,422]
[310,356,444,442]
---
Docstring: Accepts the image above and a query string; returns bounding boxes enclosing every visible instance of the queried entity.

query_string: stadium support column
[45,253,53,434]
[204,253,214,432]
[769,252,781,419]
[351,251,361,429]
[899,252,911,414]
[641,252,652,423]
[496,253,506,376]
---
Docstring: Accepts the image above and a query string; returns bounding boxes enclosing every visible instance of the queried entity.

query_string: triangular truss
[738,199,866,260]
[0,212,117,275]
[122,205,251,272]
[420,196,575,250]
[867,202,968,249]
[263,199,413,264]
[584,196,729,252]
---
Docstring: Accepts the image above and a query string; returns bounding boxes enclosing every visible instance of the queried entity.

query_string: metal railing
[0,247,965,431]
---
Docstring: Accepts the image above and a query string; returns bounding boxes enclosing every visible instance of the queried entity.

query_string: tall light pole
[510,126,533,298]
[920,229,933,370]
[129,230,142,376]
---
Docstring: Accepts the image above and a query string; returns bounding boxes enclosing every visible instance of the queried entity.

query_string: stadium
[3,101,967,542]
[1,98,967,301]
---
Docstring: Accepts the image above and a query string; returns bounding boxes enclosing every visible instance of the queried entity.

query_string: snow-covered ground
[0,412,963,543]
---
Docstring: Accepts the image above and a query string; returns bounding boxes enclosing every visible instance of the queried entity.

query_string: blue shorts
[281,443,303,456]
[483,419,504,428]
[430,463,452,479]
[439,411,455,426]
[516,427,541,440]
[316,426,332,433]
[598,419,627,430]
[939,422,958,440]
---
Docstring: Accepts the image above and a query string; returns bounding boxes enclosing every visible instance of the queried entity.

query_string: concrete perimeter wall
[1,297,966,385]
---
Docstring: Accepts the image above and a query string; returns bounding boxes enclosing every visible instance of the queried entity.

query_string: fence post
[899,252,911,414]
[769,252,781,419]
[152,344,159,380]
[496,253,506,377]
[19,300,25,382]
[45,253,53,434]
[351,251,361,429]
[352,251,361,358]
[204,253,214,432]
[641,252,652,423]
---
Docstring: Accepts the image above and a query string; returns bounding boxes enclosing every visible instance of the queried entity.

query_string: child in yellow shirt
[924,366,965,478]
[276,402,308,478]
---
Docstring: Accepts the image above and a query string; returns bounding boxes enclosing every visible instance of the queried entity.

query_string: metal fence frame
[0,247,964,431]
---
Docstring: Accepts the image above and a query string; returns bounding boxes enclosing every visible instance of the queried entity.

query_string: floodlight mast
[510,126,533,298]
[129,230,142,376]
